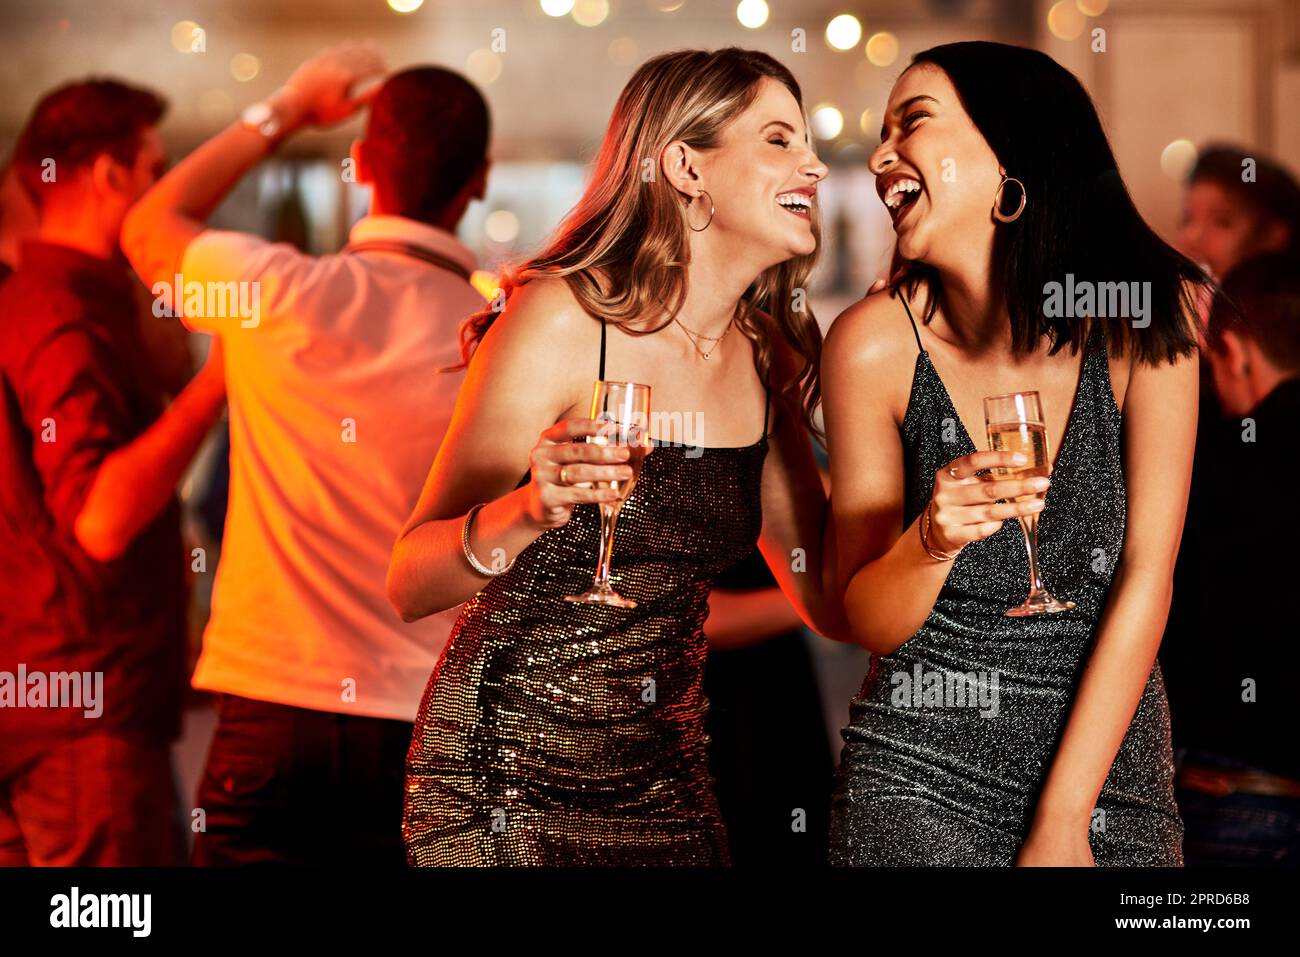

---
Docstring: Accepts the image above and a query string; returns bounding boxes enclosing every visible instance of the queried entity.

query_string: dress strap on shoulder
[598,317,607,380]
[761,378,771,437]
[898,292,924,353]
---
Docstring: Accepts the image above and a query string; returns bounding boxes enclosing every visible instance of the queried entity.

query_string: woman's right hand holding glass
[926,451,1051,554]
[524,418,636,529]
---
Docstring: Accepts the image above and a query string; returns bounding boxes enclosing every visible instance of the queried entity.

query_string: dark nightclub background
[0,0,1297,929]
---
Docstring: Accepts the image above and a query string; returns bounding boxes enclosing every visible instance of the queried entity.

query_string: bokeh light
[1160,139,1198,181]
[1048,1,1086,40]
[540,0,575,16]
[736,0,769,29]
[230,53,260,82]
[387,0,424,13]
[811,104,844,140]
[484,210,521,244]
[1076,0,1110,15]
[465,49,503,86]
[865,31,899,66]
[826,14,863,51]
[572,0,610,26]
[170,20,202,53]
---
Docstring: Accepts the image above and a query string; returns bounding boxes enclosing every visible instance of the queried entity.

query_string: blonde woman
[387,48,845,866]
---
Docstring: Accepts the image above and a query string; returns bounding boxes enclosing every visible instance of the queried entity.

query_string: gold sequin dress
[403,319,768,865]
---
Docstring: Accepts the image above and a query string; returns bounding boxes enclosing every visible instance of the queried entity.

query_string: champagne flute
[984,391,1075,617]
[564,380,652,609]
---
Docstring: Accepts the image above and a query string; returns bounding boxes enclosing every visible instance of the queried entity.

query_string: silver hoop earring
[992,168,1026,223]
[687,190,715,232]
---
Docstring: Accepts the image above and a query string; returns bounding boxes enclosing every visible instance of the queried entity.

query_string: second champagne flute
[564,379,651,608]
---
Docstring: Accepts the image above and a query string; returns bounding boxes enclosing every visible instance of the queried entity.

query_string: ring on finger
[559,465,570,485]
[948,466,959,480]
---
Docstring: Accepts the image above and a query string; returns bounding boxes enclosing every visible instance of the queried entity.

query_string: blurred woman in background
[1177,144,1300,284]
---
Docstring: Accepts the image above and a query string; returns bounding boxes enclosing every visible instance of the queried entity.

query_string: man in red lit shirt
[0,80,226,865]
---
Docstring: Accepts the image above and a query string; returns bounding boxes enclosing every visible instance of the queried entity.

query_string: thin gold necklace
[673,314,735,360]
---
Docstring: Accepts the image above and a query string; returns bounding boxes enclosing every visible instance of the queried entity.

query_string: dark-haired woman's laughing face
[869,63,1003,270]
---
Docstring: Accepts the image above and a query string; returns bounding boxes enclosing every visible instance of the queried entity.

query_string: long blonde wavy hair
[456,47,825,435]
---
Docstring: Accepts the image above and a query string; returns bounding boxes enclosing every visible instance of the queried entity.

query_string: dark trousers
[191,693,412,866]
[0,729,183,866]
[1176,748,1300,867]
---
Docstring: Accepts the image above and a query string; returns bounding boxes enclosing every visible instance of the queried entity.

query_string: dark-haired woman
[387,48,846,866]
[822,41,1210,866]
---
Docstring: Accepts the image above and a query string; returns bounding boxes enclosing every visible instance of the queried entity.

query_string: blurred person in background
[0,79,226,866]
[1177,145,1300,285]
[121,45,492,866]
[0,162,39,278]
[1176,144,1300,441]
[1160,251,1300,866]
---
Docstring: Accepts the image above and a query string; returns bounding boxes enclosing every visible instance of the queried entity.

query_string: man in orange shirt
[123,46,491,865]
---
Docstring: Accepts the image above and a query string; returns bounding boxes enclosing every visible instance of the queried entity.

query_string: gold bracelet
[920,500,961,562]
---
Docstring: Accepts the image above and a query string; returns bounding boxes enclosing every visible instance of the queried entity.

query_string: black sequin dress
[404,319,768,866]
[829,300,1184,866]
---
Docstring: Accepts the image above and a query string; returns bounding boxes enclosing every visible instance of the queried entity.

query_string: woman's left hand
[1015,821,1096,867]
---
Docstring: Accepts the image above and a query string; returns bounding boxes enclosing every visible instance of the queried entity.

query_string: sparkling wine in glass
[984,391,1075,617]
[564,380,651,609]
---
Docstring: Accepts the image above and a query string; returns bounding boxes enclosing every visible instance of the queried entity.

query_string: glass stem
[1018,510,1047,599]
[593,504,620,591]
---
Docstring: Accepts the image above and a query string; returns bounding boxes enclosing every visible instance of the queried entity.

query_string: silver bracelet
[461,503,514,577]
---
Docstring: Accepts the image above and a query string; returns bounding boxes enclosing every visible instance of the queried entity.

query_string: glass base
[564,584,637,609]
[1005,592,1075,617]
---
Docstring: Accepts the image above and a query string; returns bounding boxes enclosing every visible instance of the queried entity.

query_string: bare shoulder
[822,287,922,421]
[825,287,920,368]
[488,275,599,352]
[469,275,602,418]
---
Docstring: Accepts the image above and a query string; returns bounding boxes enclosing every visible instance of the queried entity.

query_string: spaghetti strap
[761,381,771,437]
[599,318,607,380]
[899,293,924,353]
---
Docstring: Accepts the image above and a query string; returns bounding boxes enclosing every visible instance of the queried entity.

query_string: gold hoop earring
[687,190,715,232]
[992,168,1026,223]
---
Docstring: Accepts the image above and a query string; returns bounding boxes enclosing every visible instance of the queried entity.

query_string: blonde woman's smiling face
[685,76,828,265]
